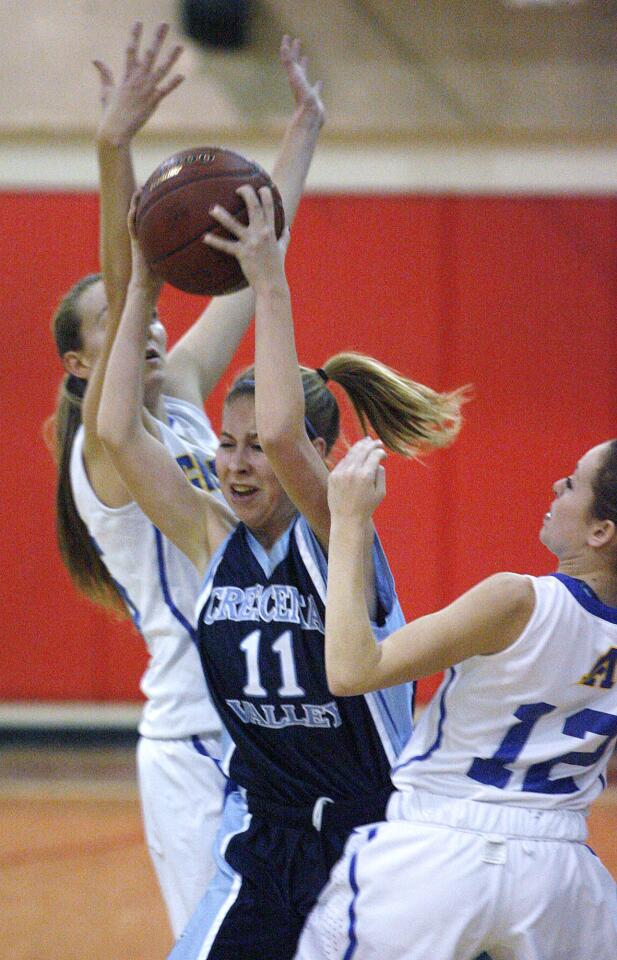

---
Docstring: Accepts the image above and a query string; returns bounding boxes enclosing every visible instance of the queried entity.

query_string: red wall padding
[1,192,615,704]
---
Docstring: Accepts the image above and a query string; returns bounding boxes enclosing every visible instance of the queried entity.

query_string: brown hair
[228,352,468,457]
[46,274,128,618]
[591,439,617,526]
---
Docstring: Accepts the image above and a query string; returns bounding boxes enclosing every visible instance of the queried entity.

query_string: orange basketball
[135,146,285,296]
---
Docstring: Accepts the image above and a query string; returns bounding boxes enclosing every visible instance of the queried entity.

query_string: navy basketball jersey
[195,514,412,811]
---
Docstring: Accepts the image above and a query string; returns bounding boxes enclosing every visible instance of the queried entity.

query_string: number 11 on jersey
[240,630,306,698]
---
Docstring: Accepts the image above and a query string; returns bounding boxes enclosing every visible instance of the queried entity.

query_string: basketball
[135,146,285,296]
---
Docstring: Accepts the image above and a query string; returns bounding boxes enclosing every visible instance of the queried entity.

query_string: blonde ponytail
[315,352,467,456]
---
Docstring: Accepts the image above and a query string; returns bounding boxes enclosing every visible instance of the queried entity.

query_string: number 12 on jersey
[468,701,617,794]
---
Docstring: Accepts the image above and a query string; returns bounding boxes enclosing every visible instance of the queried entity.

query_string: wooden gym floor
[1,745,171,960]
[1,744,616,960]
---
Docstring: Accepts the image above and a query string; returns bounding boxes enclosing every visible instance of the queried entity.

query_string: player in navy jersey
[47,23,325,937]
[97,180,467,958]
[295,436,617,960]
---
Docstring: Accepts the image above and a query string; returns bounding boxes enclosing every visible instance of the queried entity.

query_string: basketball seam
[136,167,263,223]
[145,188,282,266]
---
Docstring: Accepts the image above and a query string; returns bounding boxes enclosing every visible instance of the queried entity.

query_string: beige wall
[0,0,616,191]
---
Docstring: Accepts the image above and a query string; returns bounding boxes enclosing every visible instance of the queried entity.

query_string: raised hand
[94,21,184,146]
[279,35,324,130]
[328,438,387,522]
[126,192,164,302]
[204,185,289,292]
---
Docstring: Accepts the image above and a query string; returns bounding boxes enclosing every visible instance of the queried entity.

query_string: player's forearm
[254,279,306,452]
[166,285,257,402]
[97,282,152,449]
[272,104,323,228]
[80,142,139,442]
[326,517,383,696]
[97,139,136,322]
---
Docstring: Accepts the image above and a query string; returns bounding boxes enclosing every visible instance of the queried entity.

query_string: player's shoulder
[481,570,534,593]
[458,573,536,656]
[472,572,536,619]
[162,393,207,421]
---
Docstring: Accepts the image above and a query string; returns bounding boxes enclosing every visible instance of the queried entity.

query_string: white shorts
[137,735,226,939]
[295,787,617,960]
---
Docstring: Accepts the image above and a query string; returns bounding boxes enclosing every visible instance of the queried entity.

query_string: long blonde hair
[45,274,128,618]
[229,352,467,457]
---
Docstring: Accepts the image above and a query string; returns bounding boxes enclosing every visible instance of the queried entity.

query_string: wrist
[254,276,290,302]
[330,514,366,541]
[127,277,159,303]
[292,103,324,132]
[96,127,132,151]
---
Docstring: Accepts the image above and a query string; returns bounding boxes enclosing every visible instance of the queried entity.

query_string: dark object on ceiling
[179,0,252,49]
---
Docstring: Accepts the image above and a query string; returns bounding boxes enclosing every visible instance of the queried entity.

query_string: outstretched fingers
[280,35,300,64]
[142,22,169,72]
[121,20,184,92]
[257,186,276,231]
[204,184,285,288]
[204,184,272,252]
[92,58,114,103]
[236,183,265,222]
[204,204,247,255]
[153,43,185,92]
[124,20,143,75]
[202,230,237,256]
[95,20,186,145]
[279,34,324,122]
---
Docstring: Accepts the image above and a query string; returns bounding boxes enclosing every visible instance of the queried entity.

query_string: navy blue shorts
[167,788,391,960]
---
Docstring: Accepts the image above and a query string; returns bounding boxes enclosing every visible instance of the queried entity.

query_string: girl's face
[215,393,297,548]
[73,279,108,367]
[68,278,167,388]
[540,441,611,559]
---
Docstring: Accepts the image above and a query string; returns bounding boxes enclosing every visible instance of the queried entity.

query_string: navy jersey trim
[550,573,617,624]
[191,734,230,779]
[89,533,141,629]
[391,667,458,773]
[345,826,380,959]
[154,527,197,640]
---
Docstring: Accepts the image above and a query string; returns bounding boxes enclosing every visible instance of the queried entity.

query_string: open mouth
[145,348,160,362]
[230,483,258,499]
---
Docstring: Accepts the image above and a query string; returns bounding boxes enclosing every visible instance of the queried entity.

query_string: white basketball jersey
[392,574,617,811]
[70,395,222,740]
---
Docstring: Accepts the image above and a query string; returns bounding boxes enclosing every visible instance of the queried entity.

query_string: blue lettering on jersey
[226,698,342,729]
[176,452,218,491]
[579,647,617,689]
[468,700,617,794]
[202,583,325,632]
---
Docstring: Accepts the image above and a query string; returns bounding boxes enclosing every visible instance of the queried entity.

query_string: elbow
[259,421,295,452]
[328,678,358,698]
[96,412,113,447]
[256,403,305,456]
[259,432,296,466]
[326,668,366,698]
[96,411,128,453]
[326,636,382,697]
[259,417,307,461]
